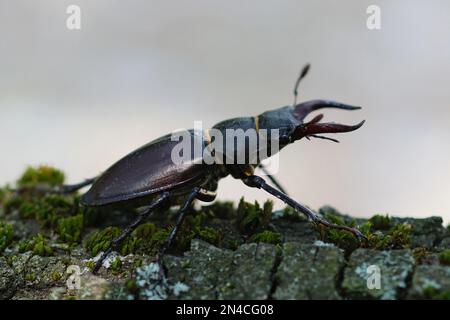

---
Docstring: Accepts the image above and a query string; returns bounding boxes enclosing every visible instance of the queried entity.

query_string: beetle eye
[279,134,291,144]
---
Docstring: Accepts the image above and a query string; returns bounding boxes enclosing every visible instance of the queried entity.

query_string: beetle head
[277,64,365,144]
[285,100,365,143]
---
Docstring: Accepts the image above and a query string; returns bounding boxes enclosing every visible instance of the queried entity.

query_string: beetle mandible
[58,64,366,274]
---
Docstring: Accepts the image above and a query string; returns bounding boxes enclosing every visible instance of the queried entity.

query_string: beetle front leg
[243,175,366,240]
[258,163,288,195]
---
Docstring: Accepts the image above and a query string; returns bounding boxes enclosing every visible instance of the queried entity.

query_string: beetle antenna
[293,63,311,108]
[309,134,340,143]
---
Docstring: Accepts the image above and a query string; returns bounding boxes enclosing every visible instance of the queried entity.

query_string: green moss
[375,223,412,250]
[369,214,392,231]
[51,271,62,282]
[85,227,121,256]
[133,223,158,239]
[139,228,170,255]
[361,222,412,250]
[0,221,14,253]
[128,209,223,254]
[6,194,74,228]
[134,222,200,255]
[25,273,36,282]
[236,198,273,235]
[85,227,137,256]
[194,226,220,246]
[423,286,450,300]
[17,165,65,188]
[110,257,122,273]
[320,212,357,229]
[227,239,241,250]
[327,228,360,252]
[358,221,373,234]
[57,214,84,244]
[201,201,236,219]
[35,195,74,226]
[249,230,282,244]
[314,214,360,251]
[185,211,211,230]
[438,249,450,266]
[314,211,412,251]
[166,228,190,253]
[413,247,430,264]
[132,257,143,269]
[310,211,406,252]
[125,279,138,295]
[3,195,27,215]
[0,188,4,204]
[6,254,19,266]
[279,206,302,221]
[120,236,138,256]
[0,186,11,205]
[19,234,53,256]
[113,223,188,256]
[86,260,96,273]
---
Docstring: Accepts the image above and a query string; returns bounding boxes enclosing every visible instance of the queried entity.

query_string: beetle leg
[156,187,201,262]
[11,177,97,195]
[60,177,97,194]
[258,163,288,195]
[92,192,170,274]
[243,175,367,241]
[147,187,201,285]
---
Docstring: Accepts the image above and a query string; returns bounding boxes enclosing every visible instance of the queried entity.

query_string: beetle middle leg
[122,187,203,291]
[243,174,366,240]
[155,187,201,271]
[92,192,170,273]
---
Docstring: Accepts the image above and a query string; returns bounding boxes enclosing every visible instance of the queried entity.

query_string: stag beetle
[59,64,365,274]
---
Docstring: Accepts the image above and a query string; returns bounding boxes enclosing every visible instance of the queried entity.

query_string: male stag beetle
[57,64,366,274]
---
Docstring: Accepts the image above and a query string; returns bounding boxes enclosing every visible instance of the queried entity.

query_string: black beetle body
[62,67,366,275]
[80,131,211,207]
[81,105,299,208]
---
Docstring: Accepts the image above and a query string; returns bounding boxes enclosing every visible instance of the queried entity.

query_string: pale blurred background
[1,1,449,223]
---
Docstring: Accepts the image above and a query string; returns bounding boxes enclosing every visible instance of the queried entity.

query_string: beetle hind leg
[92,192,170,274]
[12,176,97,195]
[60,177,97,194]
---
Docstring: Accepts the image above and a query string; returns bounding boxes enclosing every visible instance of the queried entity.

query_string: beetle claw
[92,248,112,274]
[312,215,368,242]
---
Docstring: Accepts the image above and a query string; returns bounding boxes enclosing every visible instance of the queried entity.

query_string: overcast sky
[1,0,449,223]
